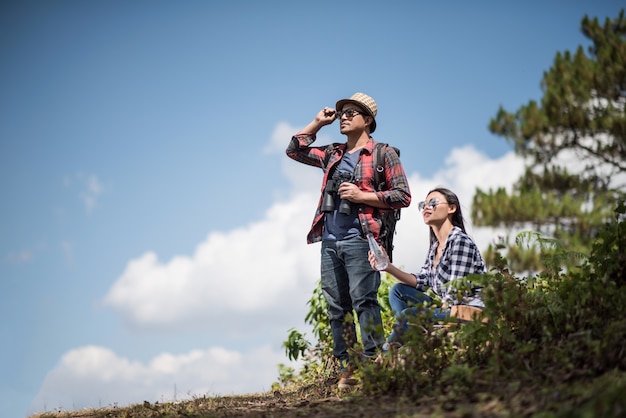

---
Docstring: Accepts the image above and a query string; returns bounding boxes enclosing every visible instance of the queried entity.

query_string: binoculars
[321,171,354,215]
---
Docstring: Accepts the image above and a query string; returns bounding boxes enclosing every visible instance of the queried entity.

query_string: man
[286,92,411,388]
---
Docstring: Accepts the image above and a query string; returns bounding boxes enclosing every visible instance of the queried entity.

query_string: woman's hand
[368,246,389,271]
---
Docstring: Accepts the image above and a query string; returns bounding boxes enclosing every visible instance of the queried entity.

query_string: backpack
[323,142,402,261]
[372,143,402,263]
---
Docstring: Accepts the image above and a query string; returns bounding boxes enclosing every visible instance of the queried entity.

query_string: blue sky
[1,1,620,416]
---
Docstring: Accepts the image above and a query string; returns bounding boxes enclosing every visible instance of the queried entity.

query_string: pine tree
[473,10,626,272]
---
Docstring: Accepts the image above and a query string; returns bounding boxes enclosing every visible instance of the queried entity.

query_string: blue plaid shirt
[413,226,486,307]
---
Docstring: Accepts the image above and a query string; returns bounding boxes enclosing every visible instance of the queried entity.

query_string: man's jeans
[321,236,384,367]
[387,283,450,345]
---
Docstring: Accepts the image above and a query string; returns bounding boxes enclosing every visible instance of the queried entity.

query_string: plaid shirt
[286,133,411,244]
[413,226,486,306]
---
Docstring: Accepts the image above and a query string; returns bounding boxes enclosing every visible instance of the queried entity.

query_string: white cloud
[546,142,626,190]
[104,130,526,336]
[35,124,526,415]
[82,174,103,213]
[263,121,336,157]
[65,173,104,213]
[28,344,285,415]
[263,121,295,155]
[102,192,321,336]
[102,123,342,335]
[391,144,525,273]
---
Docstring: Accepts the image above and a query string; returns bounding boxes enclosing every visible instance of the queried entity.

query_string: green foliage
[474,9,626,273]
[274,363,297,389]
[553,370,626,418]
[283,328,309,361]
[489,10,626,172]
[304,280,331,349]
[280,204,626,416]
[280,272,398,385]
[365,206,625,409]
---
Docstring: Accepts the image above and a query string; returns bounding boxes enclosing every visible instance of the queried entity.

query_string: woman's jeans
[387,283,451,345]
[321,236,384,368]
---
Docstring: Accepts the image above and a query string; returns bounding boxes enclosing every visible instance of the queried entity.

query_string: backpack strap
[371,142,401,262]
[373,143,400,191]
[373,143,386,191]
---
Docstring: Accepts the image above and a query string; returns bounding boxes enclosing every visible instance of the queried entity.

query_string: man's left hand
[338,182,362,203]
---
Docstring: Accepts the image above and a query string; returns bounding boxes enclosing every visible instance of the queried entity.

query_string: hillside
[29,367,626,417]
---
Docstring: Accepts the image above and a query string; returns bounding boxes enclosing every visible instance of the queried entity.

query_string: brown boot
[337,367,357,390]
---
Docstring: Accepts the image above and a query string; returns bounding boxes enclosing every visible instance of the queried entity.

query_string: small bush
[280,203,626,415]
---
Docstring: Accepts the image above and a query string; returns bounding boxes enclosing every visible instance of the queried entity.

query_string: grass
[28,365,626,418]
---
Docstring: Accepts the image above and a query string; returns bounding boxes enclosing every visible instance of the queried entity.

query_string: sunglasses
[418,198,449,212]
[336,108,365,119]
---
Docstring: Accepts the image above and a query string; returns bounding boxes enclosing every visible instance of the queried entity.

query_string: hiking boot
[337,369,358,390]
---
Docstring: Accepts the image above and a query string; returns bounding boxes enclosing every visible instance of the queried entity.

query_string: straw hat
[335,92,378,133]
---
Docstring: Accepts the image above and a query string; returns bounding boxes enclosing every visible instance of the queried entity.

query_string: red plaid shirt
[286,133,411,244]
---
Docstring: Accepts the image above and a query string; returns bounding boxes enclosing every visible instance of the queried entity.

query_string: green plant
[278,202,625,416]
[281,272,398,385]
[363,203,625,409]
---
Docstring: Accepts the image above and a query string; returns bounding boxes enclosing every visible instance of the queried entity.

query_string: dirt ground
[186,391,510,417]
[31,386,514,418]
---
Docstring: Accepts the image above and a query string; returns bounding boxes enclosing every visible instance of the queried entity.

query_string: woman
[369,187,485,347]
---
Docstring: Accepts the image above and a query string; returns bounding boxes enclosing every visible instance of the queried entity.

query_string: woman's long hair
[427,187,466,245]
